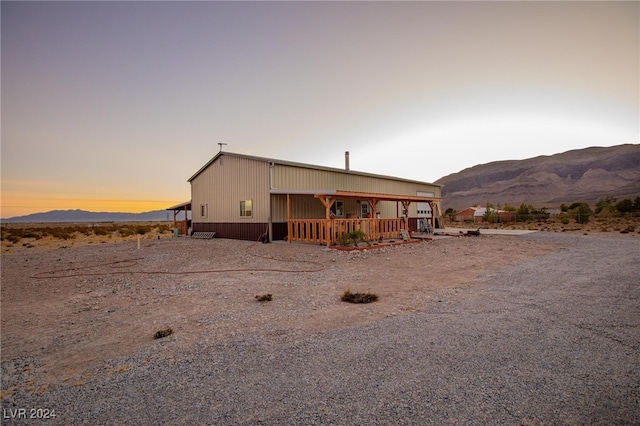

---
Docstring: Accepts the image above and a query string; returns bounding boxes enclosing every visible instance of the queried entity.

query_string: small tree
[616,199,634,214]
[482,209,499,223]
[531,206,550,221]
[517,203,533,222]
[569,202,591,224]
[595,196,617,215]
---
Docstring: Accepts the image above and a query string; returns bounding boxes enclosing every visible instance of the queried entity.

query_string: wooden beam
[367,198,380,214]
[332,190,441,203]
[287,193,291,243]
[314,194,336,209]
[428,202,434,228]
[313,195,337,247]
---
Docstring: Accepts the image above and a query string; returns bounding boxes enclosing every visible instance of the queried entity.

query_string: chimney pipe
[345,151,350,171]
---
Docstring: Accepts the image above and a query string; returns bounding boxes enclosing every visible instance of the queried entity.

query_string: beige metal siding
[271,164,439,218]
[191,156,271,223]
[272,164,440,197]
[191,154,441,224]
[270,194,288,222]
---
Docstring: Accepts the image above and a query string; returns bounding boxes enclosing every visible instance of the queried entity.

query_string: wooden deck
[288,218,405,245]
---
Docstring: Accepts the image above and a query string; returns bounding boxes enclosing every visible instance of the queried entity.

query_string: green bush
[340,230,368,247]
[572,202,591,224]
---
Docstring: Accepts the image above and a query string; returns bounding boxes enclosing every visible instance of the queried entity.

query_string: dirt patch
[1,232,563,395]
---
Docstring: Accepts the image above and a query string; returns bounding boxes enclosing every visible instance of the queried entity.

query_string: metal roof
[166,201,191,211]
[187,151,442,187]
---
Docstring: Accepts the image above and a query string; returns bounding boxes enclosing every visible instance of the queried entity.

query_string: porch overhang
[167,201,192,211]
[273,189,442,246]
[166,201,191,235]
[269,189,441,203]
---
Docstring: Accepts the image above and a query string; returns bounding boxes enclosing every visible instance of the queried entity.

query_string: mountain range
[435,144,640,210]
[1,209,172,223]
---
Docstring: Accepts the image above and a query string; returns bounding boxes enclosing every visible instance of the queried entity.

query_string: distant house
[452,206,515,223]
[171,151,443,245]
[453,207,480,223]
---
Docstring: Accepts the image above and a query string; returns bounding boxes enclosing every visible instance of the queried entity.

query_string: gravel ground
[1,232,639,425]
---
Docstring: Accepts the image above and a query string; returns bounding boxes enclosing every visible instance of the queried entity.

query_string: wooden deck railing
[174,221,188,235]
[288,218,405,245]
[288,219,329,244]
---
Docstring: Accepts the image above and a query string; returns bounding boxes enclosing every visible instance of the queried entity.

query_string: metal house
[185,151,442,245]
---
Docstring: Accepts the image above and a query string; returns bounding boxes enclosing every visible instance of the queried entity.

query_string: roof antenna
[218,142,227,152]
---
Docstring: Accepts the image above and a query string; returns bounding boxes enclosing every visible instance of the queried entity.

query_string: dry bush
[154,328,173,339]
[341,289,379,304]
[255,294,273,302]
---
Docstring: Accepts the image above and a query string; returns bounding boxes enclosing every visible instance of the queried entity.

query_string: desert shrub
[22,230,42,239]
[45,227,77,239]
[340,230,368,247]
[154,328,173,339]
[136,227,149,235]
[341,289,378,304]
[92,227,109,236]
[255,294,273,302]
[156,224,172,233]
[6,235,21,243]
[558,214,570,225]
[118,227,135,237]
[595,196,617,214]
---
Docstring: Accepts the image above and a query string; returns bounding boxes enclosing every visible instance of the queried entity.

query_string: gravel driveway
[2,232,638,425]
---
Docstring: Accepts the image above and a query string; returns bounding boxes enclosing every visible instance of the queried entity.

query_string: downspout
[268,162,274,243]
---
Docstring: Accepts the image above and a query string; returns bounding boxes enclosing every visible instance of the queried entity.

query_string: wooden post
[287,193,291,243]
[184,205,188,235]
[428,202,434,229]
[401,201,411,232]
[367,199,379,241]
[315,195,336,247]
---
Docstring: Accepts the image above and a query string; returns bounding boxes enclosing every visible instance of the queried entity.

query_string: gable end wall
[191,156,271,223]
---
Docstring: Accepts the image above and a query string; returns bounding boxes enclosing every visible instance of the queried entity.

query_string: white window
[361,202,370,218]
[240,200,252,217]
[331,200,344,217]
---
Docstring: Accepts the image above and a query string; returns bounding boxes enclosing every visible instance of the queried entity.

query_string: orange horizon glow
[1,196,185,219]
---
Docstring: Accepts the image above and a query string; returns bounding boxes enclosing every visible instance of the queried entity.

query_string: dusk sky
[2,1,638,218]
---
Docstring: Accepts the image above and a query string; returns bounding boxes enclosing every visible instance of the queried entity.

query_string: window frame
[331,200,345,217]
[361,202,370,218]
[240,199,253,218]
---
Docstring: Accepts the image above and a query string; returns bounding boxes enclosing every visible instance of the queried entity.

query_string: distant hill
[435,144,640,210]
[1,209,173,223]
